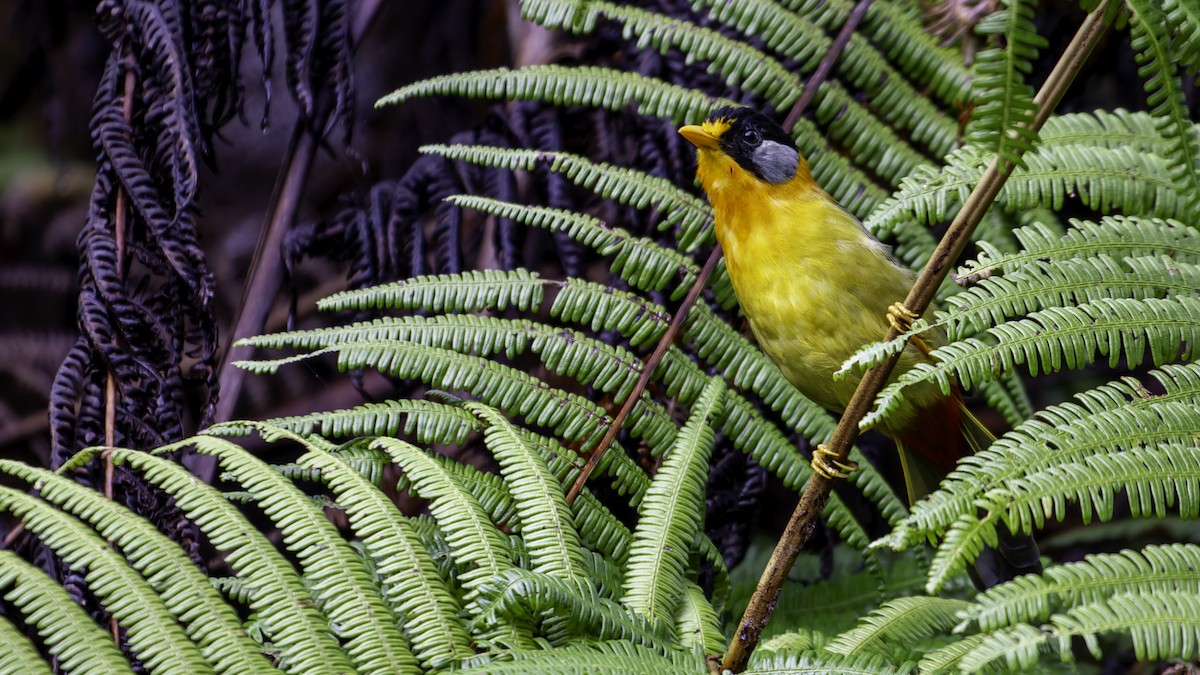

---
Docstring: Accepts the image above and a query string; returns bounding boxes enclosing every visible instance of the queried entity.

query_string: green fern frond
[471,569,670,650]
[675,582,725,655]
[301,339,635,447]
[847,253,1200,361]
[691,0,828,72]
[1127,0,1200,222]
[456,639,702,674]
[865,297,1200,428]
[961,591,1200,671]
[376,65,728,125]
[317,268,544,314]
[470,403,588,584]
[978,374,1034,427]
[813,81,932,186]
[0,461,269,674]
[867,144,1185,247]
[921,444,1200,592]
[743,648,912,675]
[247,424,475,669]
[0,485,216,673]
[550,277,669,348]
[449,195,697,297]
[916,633,991,674]
[966,544,1200,632]
[265,399,480,446]
[176,434,419,673]
[420,145,714,251]
[859,0,971,105]
[622,377,724,628]
[1039,109,1172,153]
[886,367,1200,549]
[522,0,803,110]
[62,447,354,674]
[0,550,130,675]
[368,438,517,598]
[960,216,1200,279]
[242,314,649,402]
[1164,0,1200,72]
[965,0,1045,168]
[826,596,972,657]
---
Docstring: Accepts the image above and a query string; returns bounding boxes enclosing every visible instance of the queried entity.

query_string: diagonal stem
[721,2,1113,671]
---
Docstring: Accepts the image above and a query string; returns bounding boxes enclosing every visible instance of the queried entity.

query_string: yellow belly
[716,191,941,435]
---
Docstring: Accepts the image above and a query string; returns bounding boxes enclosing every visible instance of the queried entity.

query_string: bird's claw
[887,302,932,357]
[811,444,858,480]
[887,302,919,333]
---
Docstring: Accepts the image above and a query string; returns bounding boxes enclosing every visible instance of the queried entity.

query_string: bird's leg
[887,302,932,357]
[811,444,858,479]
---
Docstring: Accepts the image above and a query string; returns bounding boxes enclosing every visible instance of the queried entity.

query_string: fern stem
[722,3,1116,671]
[565,247,723,505]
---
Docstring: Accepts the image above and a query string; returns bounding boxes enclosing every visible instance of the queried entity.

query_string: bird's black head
[706,107,799,184]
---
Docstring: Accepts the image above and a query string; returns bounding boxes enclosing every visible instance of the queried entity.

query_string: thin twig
[102,49,137,646]
[565,248,723,504]
[721,3,1113,671]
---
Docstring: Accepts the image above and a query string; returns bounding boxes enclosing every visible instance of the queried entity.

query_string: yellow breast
[696,147,940,434]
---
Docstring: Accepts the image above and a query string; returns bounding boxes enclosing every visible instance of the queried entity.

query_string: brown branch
[721,3,1114,671]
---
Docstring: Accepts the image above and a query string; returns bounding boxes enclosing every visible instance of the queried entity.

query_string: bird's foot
[887,301,919,333]
[811,444,858,480]
[887,302,932,356]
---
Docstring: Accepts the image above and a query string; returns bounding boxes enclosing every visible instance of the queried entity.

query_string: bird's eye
[742,129,761,145]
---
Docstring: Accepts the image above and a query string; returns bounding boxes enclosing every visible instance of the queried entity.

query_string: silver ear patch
[753,140,799,184]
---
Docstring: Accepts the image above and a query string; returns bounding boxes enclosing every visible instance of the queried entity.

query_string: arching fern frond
[867,143,1185,249]
[420,145,714,251]
[234,424,475,670]
[469,403,588,585]
[0,549,132,675]
[318,268,545,314]
[622,377,723,628]
[885,364,1200,550]
[447,195,697,297]
[0,485,215,674]
[61,447,354,674]
[825,596,972,658]
[522,0,803,110]
[1164,0,1200,72]
[456,638,700,673]
[376,65,728,125]
[743,648,913,675]
[960,591,1200,671]
[470,569,670,651]
[165,434,418,673]
[0,461,268,674]
[864,297,1200,428]
[858,0,971,105]
[965,544,1200,632]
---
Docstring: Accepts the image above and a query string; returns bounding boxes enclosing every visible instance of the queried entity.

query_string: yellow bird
[679,106,972,493]
[680,106,1039,584]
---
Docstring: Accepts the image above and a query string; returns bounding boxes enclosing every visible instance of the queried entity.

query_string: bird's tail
[894,398,1042,589]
